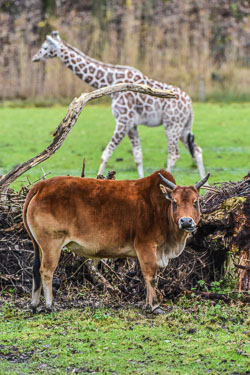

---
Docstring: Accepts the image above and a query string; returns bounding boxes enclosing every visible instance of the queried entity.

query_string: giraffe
[32,31,206,179]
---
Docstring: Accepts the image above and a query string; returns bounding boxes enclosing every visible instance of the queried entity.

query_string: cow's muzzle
[178,217,196,232]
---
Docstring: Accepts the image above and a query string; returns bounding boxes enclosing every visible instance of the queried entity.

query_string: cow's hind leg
[135,242,163,314]
[32,280,42,310]
[39,240,63,310]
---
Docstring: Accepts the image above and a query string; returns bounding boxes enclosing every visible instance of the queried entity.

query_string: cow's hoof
[31,305,38,314]
[45,305,55,313]
[152,306,165,315]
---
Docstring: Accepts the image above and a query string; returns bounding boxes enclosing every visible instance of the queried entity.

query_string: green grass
[0,102,249,190]
[0,298,249,374]
[0,102,249,374]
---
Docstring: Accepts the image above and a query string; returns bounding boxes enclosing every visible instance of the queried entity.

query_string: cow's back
[25,176,143,258]
[24,171,174,258]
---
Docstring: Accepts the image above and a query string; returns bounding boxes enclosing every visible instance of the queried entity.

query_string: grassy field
[0,102,249,190]
[0,102,250,374]
[0,297,249,375]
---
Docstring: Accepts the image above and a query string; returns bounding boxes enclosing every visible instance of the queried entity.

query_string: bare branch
[0,83,176,197]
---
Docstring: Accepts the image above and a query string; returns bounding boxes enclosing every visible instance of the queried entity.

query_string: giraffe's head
[32,31,62,62]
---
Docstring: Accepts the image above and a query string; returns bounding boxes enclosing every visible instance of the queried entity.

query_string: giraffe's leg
[163,120,181,172]
[128,126,144,178]
[98,123,127,176]
[180,133,206,179]
[180,116,206,179]
[166,142,180,172]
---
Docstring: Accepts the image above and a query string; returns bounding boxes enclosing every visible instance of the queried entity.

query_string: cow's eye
[194,200,199,210]
[172,201,177,212]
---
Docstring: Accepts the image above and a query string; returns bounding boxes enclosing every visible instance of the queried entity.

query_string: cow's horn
[158,173,177,190]
[194,173,210,189]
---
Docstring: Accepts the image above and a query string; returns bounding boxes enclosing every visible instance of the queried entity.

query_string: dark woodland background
[0,0,250,101]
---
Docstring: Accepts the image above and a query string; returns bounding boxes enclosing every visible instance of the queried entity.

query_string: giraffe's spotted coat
[32,32,207,179]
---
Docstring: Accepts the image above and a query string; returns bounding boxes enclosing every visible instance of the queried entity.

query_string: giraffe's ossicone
[32,31,207,179]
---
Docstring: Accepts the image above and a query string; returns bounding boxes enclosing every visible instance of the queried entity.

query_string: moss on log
[189,175,250,292]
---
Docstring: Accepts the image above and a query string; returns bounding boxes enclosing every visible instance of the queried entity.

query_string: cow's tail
[23,188,41,292]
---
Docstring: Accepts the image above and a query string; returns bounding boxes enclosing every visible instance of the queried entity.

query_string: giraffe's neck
[57,41,140,89]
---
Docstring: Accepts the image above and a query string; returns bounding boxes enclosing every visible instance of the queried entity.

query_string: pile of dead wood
[0,171,249,304]
[196,172,250,293]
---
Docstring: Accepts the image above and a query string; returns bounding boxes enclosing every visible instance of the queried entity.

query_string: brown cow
[23,170,209,313]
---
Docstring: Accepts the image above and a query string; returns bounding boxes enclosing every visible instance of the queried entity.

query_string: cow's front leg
[135,241,164,314]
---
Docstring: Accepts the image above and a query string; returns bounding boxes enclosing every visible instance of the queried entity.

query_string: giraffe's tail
[184,111,195,158]
[187,133,195,158]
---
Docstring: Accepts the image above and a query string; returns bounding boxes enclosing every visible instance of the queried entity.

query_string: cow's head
[159,173,210,232]
[32,31,62,62]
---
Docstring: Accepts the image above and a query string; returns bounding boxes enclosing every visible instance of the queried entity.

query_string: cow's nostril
[180,217,192,224]
[179,217,194,228]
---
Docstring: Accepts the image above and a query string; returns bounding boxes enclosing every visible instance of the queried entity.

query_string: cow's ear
[159,184,172,200]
